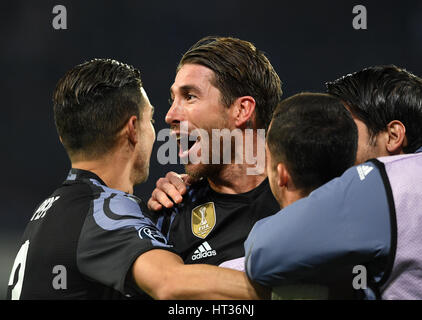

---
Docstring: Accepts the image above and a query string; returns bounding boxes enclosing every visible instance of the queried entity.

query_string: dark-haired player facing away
[7,58,266,300]
[147,36,282,270]
[249,92,360,299]
[246,65,422,300]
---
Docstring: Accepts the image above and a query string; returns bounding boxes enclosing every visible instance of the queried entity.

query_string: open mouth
[176,132,201,160]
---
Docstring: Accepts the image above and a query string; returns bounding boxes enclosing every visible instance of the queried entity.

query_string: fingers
[156,177,184,204]
[147,197,163,211]
[149,188,174,210]
[165,172,188,195]
[147,172,188,211]
[182,174,199,186]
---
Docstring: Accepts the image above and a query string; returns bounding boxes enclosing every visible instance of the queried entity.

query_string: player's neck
[280,187,308,208]
[207,164,267,194]
[207,128,267,194]
[281,192,304,208]
[72,151,134,194]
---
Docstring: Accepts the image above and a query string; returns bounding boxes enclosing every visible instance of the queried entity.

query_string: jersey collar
[66,168,108,187]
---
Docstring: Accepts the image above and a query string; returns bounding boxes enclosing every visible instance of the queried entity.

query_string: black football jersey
[7,169,173,300]
[155,178,279,267]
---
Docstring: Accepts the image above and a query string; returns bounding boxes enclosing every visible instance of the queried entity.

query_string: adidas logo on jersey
[357,165,374,181]
[191,241,216,261]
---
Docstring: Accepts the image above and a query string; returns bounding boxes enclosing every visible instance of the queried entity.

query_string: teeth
[177,133,189,140]
[173,132,200,145]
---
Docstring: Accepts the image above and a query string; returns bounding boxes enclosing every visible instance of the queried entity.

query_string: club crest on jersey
[191,202,216,239]
[138,226,167,244]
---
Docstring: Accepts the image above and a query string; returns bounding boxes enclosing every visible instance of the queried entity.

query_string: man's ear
[232,96,256,128]
[126,115,139,145]
[386,120,407,154]
[276,162,290,188]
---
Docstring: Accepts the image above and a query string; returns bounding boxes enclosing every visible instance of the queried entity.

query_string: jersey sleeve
[76,192,175,296]
[244,162,392,287]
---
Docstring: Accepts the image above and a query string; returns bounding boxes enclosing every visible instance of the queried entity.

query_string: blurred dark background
[1,0,422,299]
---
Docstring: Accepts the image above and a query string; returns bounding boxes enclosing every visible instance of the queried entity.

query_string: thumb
[181,174,199,186]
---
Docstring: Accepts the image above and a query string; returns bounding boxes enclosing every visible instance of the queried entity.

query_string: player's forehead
[140,87,153,113]
[170,63,216,95]
[140,87,151,105]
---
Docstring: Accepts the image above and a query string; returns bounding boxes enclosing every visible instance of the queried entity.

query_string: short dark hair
[267,93,358,195]
[53,58,144,159]
[178,36,283,131]
[326,65,422,153]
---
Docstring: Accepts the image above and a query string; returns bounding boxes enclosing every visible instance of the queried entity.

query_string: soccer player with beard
[148,36,282,269]
[6,58,268,300]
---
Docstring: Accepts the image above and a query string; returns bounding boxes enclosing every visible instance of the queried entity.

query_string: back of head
[326,65,422,153]
[53,58,144,161]
[267,93,358,195]
[178,36,283,131]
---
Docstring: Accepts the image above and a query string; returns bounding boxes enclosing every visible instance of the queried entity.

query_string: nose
[152,123,156,141]
[165,99,184,126]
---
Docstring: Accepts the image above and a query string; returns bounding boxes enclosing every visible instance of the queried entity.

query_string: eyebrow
[170,84,202,97]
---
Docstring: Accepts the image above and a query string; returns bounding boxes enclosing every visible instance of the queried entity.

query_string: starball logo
[156,121,266,176]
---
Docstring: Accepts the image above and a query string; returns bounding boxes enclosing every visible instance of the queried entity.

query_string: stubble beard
[183,113,234,181]
[184,162,223,181]
[132,149,150,186]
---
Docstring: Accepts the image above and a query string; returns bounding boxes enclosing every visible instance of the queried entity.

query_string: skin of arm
[132,249,269,300]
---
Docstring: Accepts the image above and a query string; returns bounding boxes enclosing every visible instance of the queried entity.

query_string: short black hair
[326,65,422,153]
[53,58,145,159]
[267,93,358,195]
[178,36,283,131]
